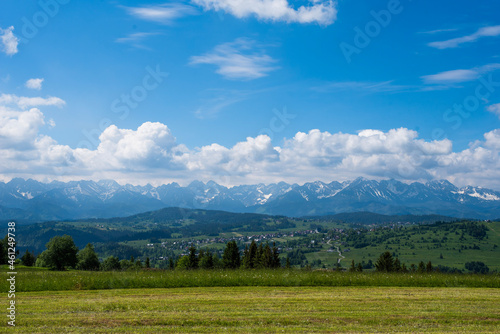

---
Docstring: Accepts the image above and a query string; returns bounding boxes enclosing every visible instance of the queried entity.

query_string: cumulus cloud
[429,25,500,49]
[0,108,46,150]
[1,98,500,189]
[25,78,44,90]
[124,3,197,24]
[77,122,182,170]
[192,0,337,26]
[0,26,19,56]
[190,38,279,80]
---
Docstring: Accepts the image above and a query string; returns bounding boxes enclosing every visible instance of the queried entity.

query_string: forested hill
[82,207,285,226]
[310,212,458,225]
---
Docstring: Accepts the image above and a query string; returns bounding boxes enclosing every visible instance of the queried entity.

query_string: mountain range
[1,177,500,222]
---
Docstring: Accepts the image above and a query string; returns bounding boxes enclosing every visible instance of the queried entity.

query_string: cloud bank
[2,94,500,189]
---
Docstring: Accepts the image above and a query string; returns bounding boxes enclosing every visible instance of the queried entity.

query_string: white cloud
[125,3,197,24]
[25,78,44,90]
[487,103,500,119]
[429,25,500,49]
[0,108,45,150]
[421,63,500,85]
[192,0,337,26]
[0,94,65,109]
[2,99,500,189]
[0,26,19,56]
[190,38,279,80]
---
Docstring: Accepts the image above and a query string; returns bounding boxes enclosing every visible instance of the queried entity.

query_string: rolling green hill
[9,207,500,272]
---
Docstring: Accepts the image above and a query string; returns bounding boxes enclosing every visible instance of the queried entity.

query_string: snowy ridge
[0,178,500,220]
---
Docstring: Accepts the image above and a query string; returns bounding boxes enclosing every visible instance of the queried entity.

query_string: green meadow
[5,286,500,333]
[2,267,499,292]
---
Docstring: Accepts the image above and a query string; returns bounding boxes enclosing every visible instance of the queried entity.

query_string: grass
[6,286,500,333]
[333,221,500,271]
[3,267,500,292]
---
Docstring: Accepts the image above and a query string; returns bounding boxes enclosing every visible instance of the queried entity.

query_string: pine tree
[21,250,35,267]
[243,240,258,269]
[188,245,198,269]
[145,257,150,268]
[272,242,280,268]
[223,241,240,269]
[426,261,433,273]
[263,243,272,268]
[256,243,264,268]
[417,261,425,273]
[356,263,363,272]
[375,251,394,272]
[393,257,402,272]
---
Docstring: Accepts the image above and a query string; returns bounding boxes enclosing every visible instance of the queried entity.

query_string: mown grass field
[307,221,500,270]
[5,286,500,333]
[3,267,500,292]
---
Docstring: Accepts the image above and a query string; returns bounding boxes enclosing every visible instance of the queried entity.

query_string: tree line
[347,251,490,274]
[6,235,282,271]
[2,234,491,274]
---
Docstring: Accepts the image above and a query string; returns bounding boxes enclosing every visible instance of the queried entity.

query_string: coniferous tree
[375,251,394,272]
[188,245,198,269]
[199,250,214,269]
[21,250,36,267]
[426,261,433,273]
[263,243,272,268]
[245,240,257,268]
[222,241,240,269]
[256,243,264,268]
[393,258,402,272]
[145,257,150,269]
[356,263,363,272]
[417,261,425,273]
[272,242,280,268]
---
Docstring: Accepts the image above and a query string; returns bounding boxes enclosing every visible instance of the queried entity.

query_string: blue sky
[1,0,500,188]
